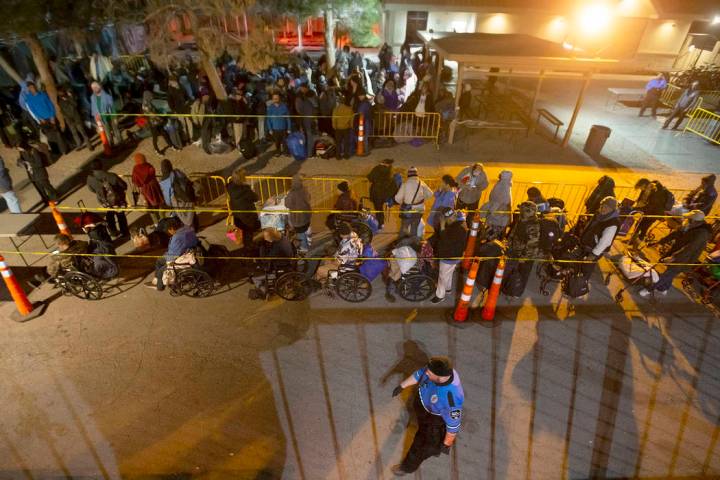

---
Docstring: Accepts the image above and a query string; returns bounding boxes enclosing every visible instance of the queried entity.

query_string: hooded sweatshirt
[483,170,513,228]
[455,164,489,204]
[284,175,312,228]
[131,154,164,207]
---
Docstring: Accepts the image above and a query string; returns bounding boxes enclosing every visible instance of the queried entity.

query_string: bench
[536,108,564,142]
[606,87,646,109]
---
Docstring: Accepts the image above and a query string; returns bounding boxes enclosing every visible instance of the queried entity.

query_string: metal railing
[370,111,441,145]
[683,107,720,146]
[660,84,720,110]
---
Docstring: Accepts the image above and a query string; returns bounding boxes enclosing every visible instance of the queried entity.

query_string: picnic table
[0,213,49,266]
[606,88,646,109]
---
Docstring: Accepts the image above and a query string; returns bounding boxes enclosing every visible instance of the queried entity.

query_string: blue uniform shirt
[413,368,464,433]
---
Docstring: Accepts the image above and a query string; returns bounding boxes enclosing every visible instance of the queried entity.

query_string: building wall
[427,12,476,35]
[637,19,692,55]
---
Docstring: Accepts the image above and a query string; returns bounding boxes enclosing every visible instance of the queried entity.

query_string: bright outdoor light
[712,15,720,25]
[578,4,612,34]
[562,41,574,50]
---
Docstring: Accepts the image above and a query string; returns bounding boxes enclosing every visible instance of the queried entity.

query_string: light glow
[713,15,720,25]
[577,4,612,35]
[487,14,508,33]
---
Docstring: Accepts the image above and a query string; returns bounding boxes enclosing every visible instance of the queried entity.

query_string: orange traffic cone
[462,212,482,271]
[356,113,365,156]
[49,201,72,238]
[480,256,505,326]
[95,114,112,156]
[0,255,45,322]
[452,257,480,323]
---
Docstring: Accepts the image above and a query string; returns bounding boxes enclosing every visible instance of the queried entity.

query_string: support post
[448,62,464,145]
[529,70,544,134]
[561,72,592,148]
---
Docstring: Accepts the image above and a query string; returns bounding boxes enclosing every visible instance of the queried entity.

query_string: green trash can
[583,125,611,158]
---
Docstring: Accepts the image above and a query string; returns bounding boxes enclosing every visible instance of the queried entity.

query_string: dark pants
[155,257,167,290]
[372,198,386,228]
[41,123,68,155]
[300,120,315,157]
[654,265,684,292]
[335,128,351,159]
[66,119,91,149]
[32,178,58,203]
[456,199,479,228]
[639,91,660,117]
[106,210,129,236]
[400,396,446,473]
[318,117,334,137]
[663,106,688,130]
[633,216,656,242]
[150,124,172,153]
[399,212,422,238]
[272,130,287,154]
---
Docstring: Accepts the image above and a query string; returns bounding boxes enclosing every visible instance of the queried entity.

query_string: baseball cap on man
[427,356,453,377]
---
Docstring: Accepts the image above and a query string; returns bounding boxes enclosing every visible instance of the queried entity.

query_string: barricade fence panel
[684,108,720,146]
[369,111,440,144]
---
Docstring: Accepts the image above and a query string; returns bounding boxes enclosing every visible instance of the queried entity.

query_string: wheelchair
[54,255,118,301]
[328,197,377,247]
[248,262,312,301]
[396,265,436,302]
[164,246,215,298]
[326,264,373,303]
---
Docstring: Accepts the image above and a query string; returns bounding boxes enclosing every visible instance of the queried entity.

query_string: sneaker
[639,288,666,297]
[430,296,443,304]
[144,282,157,290]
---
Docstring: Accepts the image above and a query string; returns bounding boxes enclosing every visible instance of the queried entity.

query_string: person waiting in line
[585,175,616,215]
[642,210,712,297]
[311,222,363,281]
[429,208,467,304]
[367,158,397,230]
[683,174,717,216]
[480,170,513,240]
[526,187,549,213]
[267,91,291,157]
[455,162,489,225]
[58,87,93,151]
[86,159,129,238]
[381,79,400,112]
[332,96,354,160]
[46,233,89,279]
[249,227,295,299]
[21,81,67,155]
[90,81,122,146]
[662,81,700,130]
[0,155,21,213]
[394,166,433,238]
[334,181,358,211]
[142,90,174,156]
[131,153,165,225]
[146,217,199,291]
[638,73,667,118]
[579,196,620,281]
[629,178,673,245]
[16,138,58,203]
[159,159,196,228]
[427,175,460,231]
[227,168,260,249]
[285,174,312,253]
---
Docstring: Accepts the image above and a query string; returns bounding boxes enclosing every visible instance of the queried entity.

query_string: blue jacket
[413,367,464,433]
[165,226,199,261]
[266,102,290,132]
[90,90,115,119]
[23,91,56,122]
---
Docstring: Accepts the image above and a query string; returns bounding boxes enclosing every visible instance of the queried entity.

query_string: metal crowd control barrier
[245,175,351,211]
[370,111,441,146]
[118,55,151,73]
[660,84,720,110]
[684,107,720,146]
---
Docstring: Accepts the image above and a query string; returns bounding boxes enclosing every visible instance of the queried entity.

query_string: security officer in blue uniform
[390,356,464,476]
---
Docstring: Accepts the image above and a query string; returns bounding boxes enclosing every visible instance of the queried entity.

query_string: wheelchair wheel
[398,273,435,302]
[276,272,312,301]
[171,268,215,298]
[62,271,103,300]
[336,272,372,302]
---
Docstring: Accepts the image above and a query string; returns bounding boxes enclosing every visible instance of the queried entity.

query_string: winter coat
[507,217,541,258]
[403,90,434,114]
[637,181,670,215]
[436,220,467,264]
[87,170,128,207]
[334,191,358,211]
[382,89,400,111]
[24,91,56,122]
[319,90,337,116]
[367,164,397,204]
[455,165,489,204]
[167,86,189,114]
[427,189,459,230]
[0,156,13,193]
[285,178,312,228]
[227,182,260,230]
[394,177,433,212]
[58,95,83,123]
[132,161,165,207]
[659,222,712,264]
[585,176,615,214]
[676,88,700,110]
[482,170,513,228]
[90,90,115,119]
[332,103,354,130]
[267,102,291,131]
[684,185,717,215]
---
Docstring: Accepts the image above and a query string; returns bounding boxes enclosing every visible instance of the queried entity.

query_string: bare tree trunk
[24,34,65,129]
[200,52,227,101]
[324,8,335,69]
[243,12,249,40]
[0,54,22,85]
[296,16,303,50]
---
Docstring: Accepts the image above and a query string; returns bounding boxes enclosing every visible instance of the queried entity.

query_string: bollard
[49,201,72,238]
[461,212,482,271]
[0,255,45,322]
[95,114,112,156]
[480,257,505,325]
[452,257,480,323]
[357,113,365,156]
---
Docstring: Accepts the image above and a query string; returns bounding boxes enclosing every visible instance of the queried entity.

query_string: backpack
[286,131,307,161]
[358,244,386,281]
[663,189,675,212]
[101,179,124,207]
[562,273,589,298]
[501,264,527,298]
[240,139,257,160]
[539,216,562,255]
[172,171,196,203]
